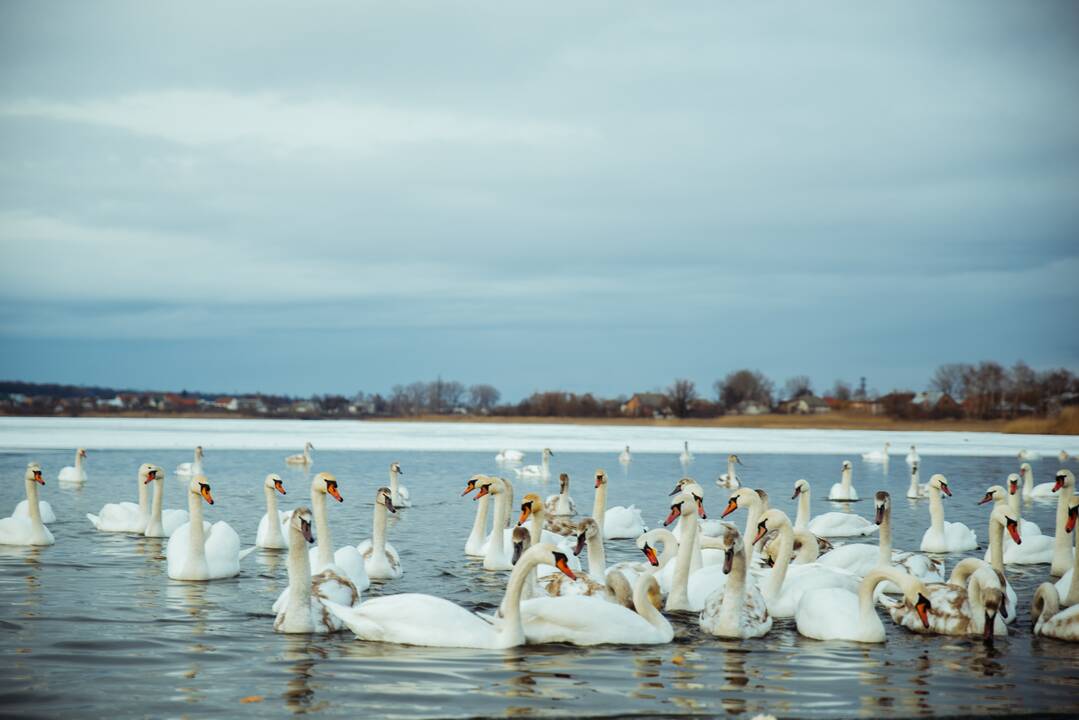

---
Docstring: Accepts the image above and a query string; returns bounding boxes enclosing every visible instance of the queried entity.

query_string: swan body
[792,478,877,538]
[1017,449,1041,461]
[174,445,204,477]
[699,529,772,639]
[326,543,577,649]
[679,441,693,465]
[1032,584,1079,641]
[13,499,56,524]
[716,454,742,489]
[306,472,369,591]
[475,476,515,571]
[57,448,88,484]
[592,469,647,540]
[273,507,361,634]
[828,461,859,501]
[905,445,919,465]
[544,473,577,517]
[618,446,631,464]
[919,475,978,553]
[797,566,931,642]
[355,486,403,580]
[496,449,525,463]
[1050,471,1077,576]
[256,474,290,549]
[144,465,193,538]
[285,441,314,466]
[887,559,1006,639]
[514,448,553,479]
[0,465,54,546]
[166,476,254,580]
[862,442,891,463]
[87,463,158,533]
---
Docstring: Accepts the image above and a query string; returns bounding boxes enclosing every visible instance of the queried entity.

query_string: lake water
[1,419,1078,719]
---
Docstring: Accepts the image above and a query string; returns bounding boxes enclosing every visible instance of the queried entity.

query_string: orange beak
[594,476,603,488]
[696,497,707,519]
[663,506,680,526]
[274,480,286,495]
[200,485,214,505]
[753,523,768,544]
[32,470,44,485]
[1053,477,1065,492]
[554,556,576,581]
[326,484,343,502]
[1008,481,1018,495]
[978,493,994,505]
[721,498,738,518]
[941,484,952,497]
[642,544,659,566]
[916,598,931,628]
[461,481,477,496]
[1006,518,1021,545]
[144,470,157,485]
[474,484,490,500]
[517,505,533,526]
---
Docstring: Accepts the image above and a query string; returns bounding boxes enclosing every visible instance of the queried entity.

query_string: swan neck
[486,488,509,563]
[743,501,761,565]
[794,489,810,530]
[390,469,399,504]
[468,493,490,547]
[146,477,164,534]
[859,567,904,618]
[587,533,607,577]
[25,479,43,527]
[529,508,544,545]
[878,506,892,562]
[668,511,697,607]
[632,570,669,632]
[766,521,794,599]
[373,501,388,555]
[592,482,607,527]
[286,524,313,617]
[842,467,852,492]
[1008,488,1021,519]
[988,513,1004,573]
[137,472,149,518]
[312,490,333,568]
[929,486,945,534]
[499,549,545,645]
[1052,484,1075,573]
[1066,535,1079,606]
[187,489,207,563]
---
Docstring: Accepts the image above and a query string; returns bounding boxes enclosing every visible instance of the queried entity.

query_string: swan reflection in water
[282,635,330,714]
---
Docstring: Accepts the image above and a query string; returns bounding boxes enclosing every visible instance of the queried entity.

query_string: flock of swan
[2,442,1078,650]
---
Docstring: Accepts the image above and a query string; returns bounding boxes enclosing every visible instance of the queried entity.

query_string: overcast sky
[1,2,1077,400]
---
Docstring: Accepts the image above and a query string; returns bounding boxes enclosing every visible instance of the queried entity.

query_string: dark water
[1,447,1077,719]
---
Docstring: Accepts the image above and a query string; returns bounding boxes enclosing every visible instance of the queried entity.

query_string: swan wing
[325,595,499,648]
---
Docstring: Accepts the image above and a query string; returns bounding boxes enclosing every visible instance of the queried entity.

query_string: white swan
[829,461,859,501]
[887,558,1007,640]
[13,489,56,524]
[273,507,361,634]
[475,476,515,571]
[496,449,525,463]
[86,463,157,533]
[1051,497,1078,604]
[514,448,553,479]
[752,509,860,618]
[793,479,878,538]
[907,461,928,499]
[462,474,492,557]
[919,474,977,553]
[1017,449,1041,461]
[1005,473,1043,537]
[520,567,673,645]
[1050,471,1077,577]
[1023,462,1058,498]
[174,445,204,477]
[1032,582,1079,642]
[720,487,770,566]
[699,529,772,639]
[166,475,254,580]
[307,472,369,591]
[57,448,88,484]
[668,478,724,574]
[1060,450,1072,464]
[285,441,314,466]
[144,465,193,538]
[355,487,402,580]
[817,491,944,586]
[592,469,646,540]
[862,442,891,463]
[797,566,931,642]
[0,464,54,546]
[544,472,577,518]
[255,474,290,549]
[679,441,693,465]
[538,518,627,602]
[977,485,1052,564]
[325,543,577,648]
[716,454,742,489]
[385,462,410,508]
[662,490,706,611]
[905,444,920,465]
[618,446,632,464]
[983,503,1021,622]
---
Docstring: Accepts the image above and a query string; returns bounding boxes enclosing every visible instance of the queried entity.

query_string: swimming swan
[793,478,877,538]
[716,454,742,489]
[144,465,193,538]
[887,558,1006,640]
[1050,471,1077,576]
[679,441,693,465]
[388,462,410,508]
[496,449,525,463]
[307,472,369,591]
[905,445,920,465]
[175,445,204,477]
[699,529,772,639]
[977,485,1051,564]
[1033,498,1078,641]
[862,442,891,463]
[919,474,977,553]
[57,448,88,484]
[544,472,577,518]
[829,461,859,501]
[592,469,646,540]
[255,474,290,549]
[86,463,157,533]
[618,446,632,464]
[1023,463,1057,498]
[166,475,254,580]
[0,464,54,546]
[514,449,553,479]
[907,461,928,499]
[462,474,493,557]
[355,486,403,580]
[797,566,931,642]
[285,441,314,466]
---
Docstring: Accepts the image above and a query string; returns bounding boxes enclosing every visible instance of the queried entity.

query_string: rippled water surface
[2,432,1078,719]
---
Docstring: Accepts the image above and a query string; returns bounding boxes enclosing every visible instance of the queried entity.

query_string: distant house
[164,394,199,411]
[621,393,671,418]
[213,397,239,411]
[735,400,770,415]
[847,399,884,415]
[237,397,268,414]
[781,395,831,415]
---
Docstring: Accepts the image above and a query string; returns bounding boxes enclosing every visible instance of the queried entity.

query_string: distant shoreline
[4,410,1076,436]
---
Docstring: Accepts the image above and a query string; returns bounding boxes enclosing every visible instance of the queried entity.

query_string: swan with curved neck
[357,487,402,579]
[978,485,1052,564]
[285,441,314,466]
[721,487,769,565]
[717,454,742,489]
[462,475,492,556]
[829,460,859,501]
[797,565,931,642]
[0,464,54,546]
[591,469,645,539]
[324,543,577,648]
[1033,497,1078,640]
[793,478,877,537]
[919,474,977,553]
[274,507,361,633]
[700,529,772,638]
[86,463,156,533]
[58,448,88,484]
[255,474,289,549]
[664,491,705,611]
[166,475,253,580]
[545,473,576,518]
[862,442,891,463]
[388,462,411,508]
[145,465,189,538]
[514,449,553,479]
[982,502,1021,622]
[307,471,369,591]
[889,558,1006,640]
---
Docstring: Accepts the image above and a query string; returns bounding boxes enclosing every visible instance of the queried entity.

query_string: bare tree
[783,375,813,400]
[716,369,774,411]
[667,379,697,418]
[830,380,852,402]
[930,363,971,400]
[468,384,501,413]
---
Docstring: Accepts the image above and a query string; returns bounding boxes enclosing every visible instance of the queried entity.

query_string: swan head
[290,507,315,544]
[593,469,607,488]
[729,454,742,464]
[473,476,503,500]
[664,491,699,526]
[510,526,531,565]
[718,526,744,573]
[753,509,790,544]
[884,442,891,450]
[929,474,951,497]
[841,460,852,471]
[1053,469,1075,493]
[573,518,599,556]
[542,448,553,459]
[195,446,204,459]
[25,463,44,485]
[979,485,1008,506]
[305,442,314,452]
[558,472,570,493]
[265,474,286,494]
[535,543,575,581]
[791,478,810,500]
[721,487,759,518]
[376,486,396,513]
[77,448,88,458]
[312,472,342,502]
[1019,462,1032,477]
[518,493,543,526]
[461,474,487,496]
[636,530,666,566]
[874,491,891,524]
[140,464,164,484]
[669,477,694,496]
[990,504,1022,545]
[189,475,214,505]
[910,445,916,451]
[389,462,402,475]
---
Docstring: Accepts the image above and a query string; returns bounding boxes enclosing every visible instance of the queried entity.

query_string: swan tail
[322,600,381,639]
[86,513,100,529]
[238,546,258,561]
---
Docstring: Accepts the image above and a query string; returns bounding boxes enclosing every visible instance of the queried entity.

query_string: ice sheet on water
[0,417,1074,456]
